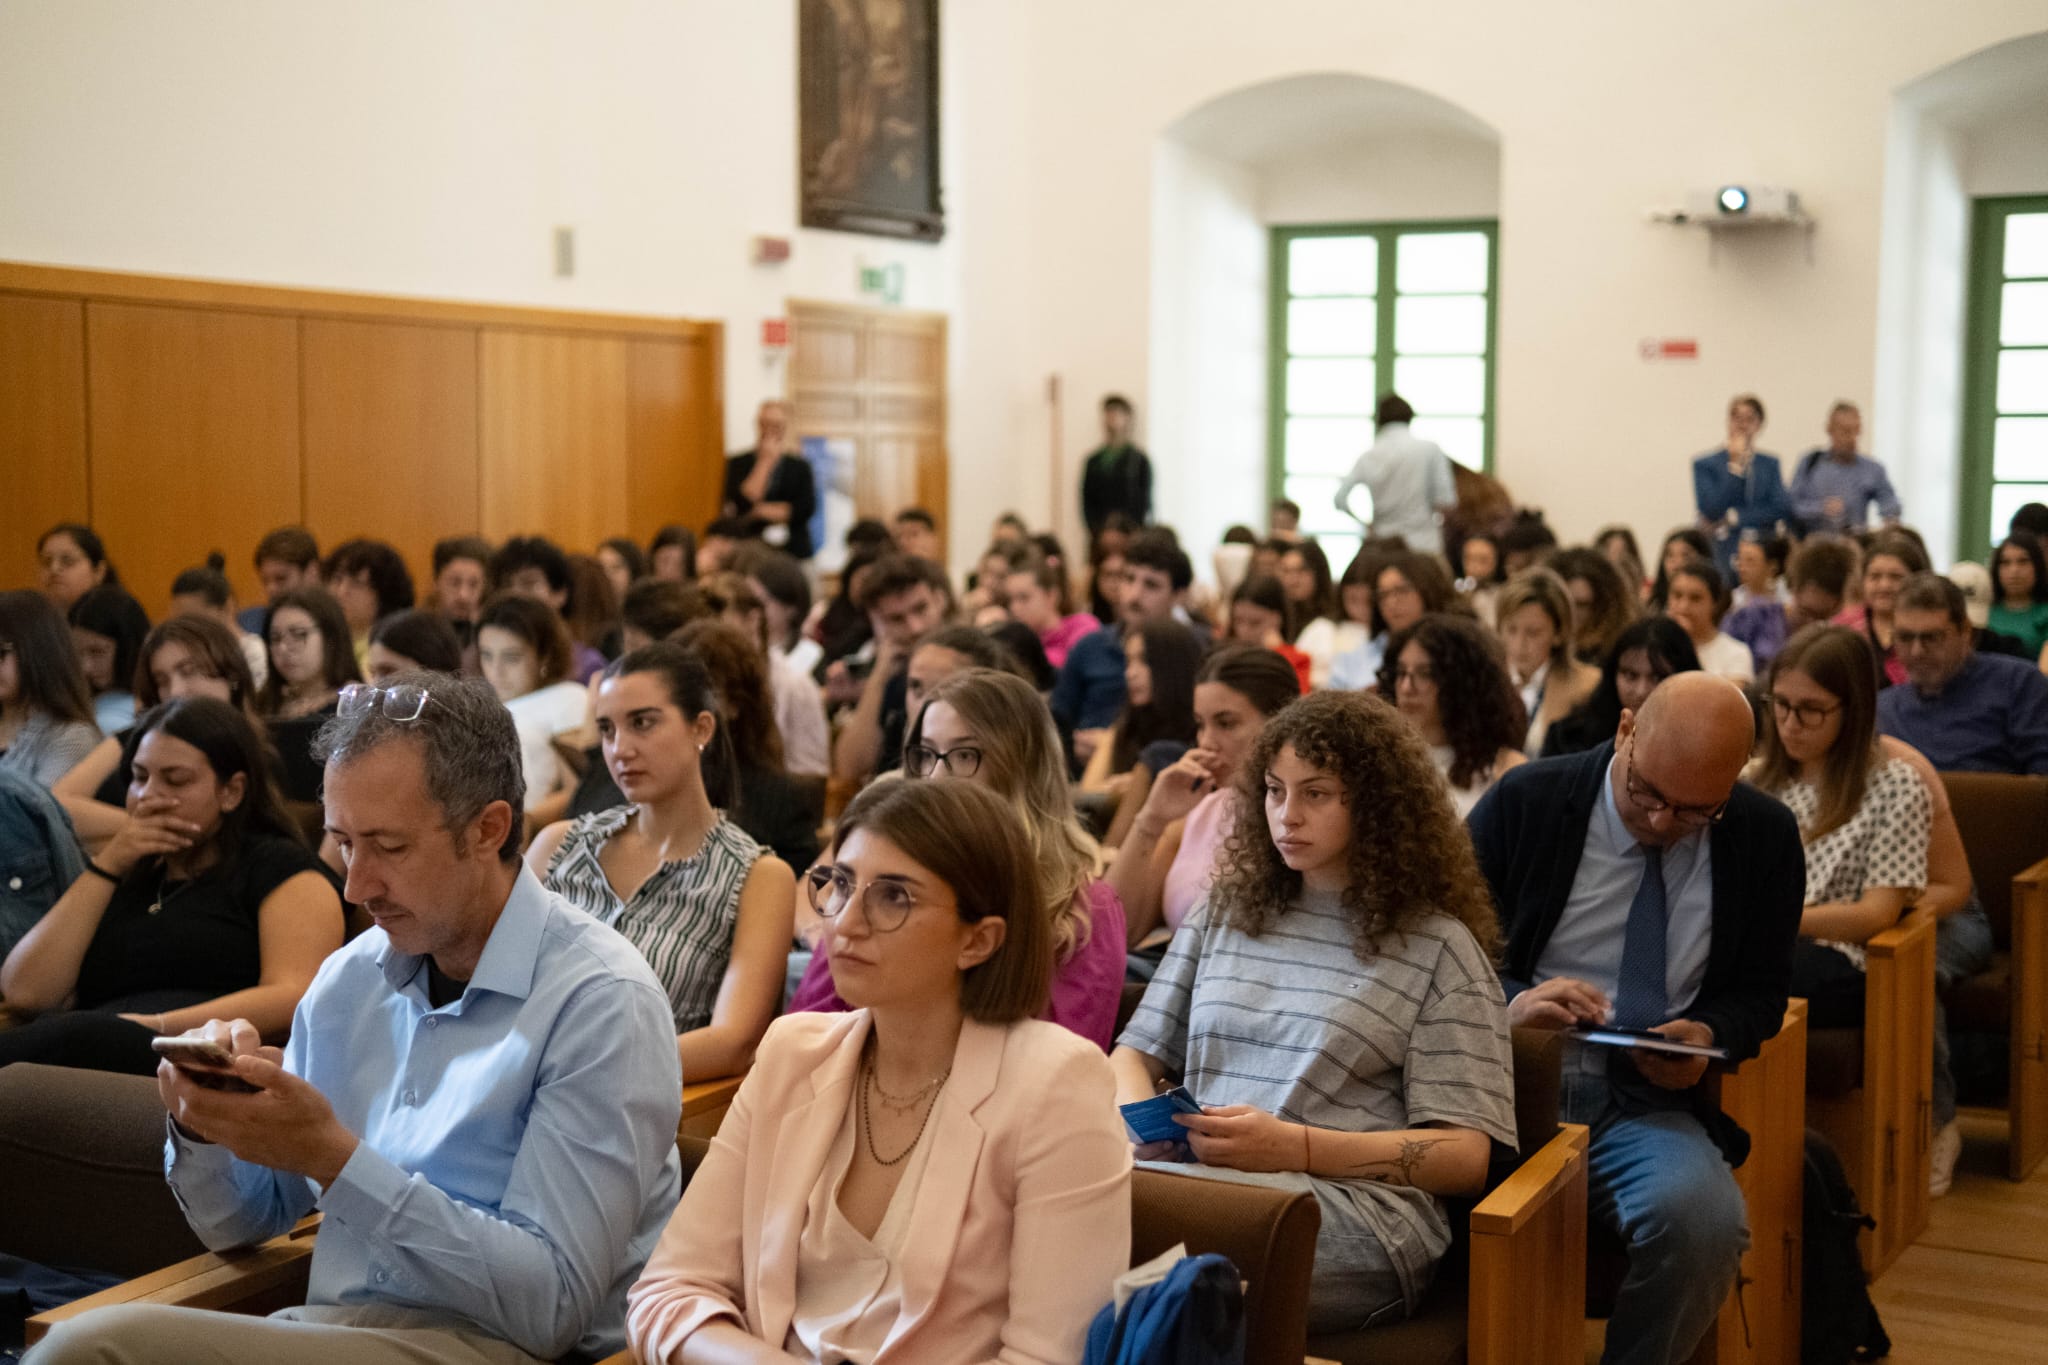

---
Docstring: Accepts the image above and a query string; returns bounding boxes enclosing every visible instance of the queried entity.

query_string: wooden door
[787,300,947,558]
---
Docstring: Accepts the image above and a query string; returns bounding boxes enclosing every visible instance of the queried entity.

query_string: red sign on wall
[1639,337,1700,361]
[761,317,790,348]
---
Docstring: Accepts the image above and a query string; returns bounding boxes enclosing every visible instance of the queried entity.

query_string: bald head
[1615,674,1756,846]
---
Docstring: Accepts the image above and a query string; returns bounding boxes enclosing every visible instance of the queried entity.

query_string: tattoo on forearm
[1346,1137,1450,1186]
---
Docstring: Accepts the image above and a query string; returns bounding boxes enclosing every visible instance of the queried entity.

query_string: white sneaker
[1929,1120,1962,1197]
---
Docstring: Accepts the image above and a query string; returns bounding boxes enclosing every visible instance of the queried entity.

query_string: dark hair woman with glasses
[0,589,103,787]
[790,668,1126,1049]
[627,778,1130,1365]
[1377,614,1528,817]
[0,697,343,1075]
[526,641,795,1085]
[1746,624,1930,1031]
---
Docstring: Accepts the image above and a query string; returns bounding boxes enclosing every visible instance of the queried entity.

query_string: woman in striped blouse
[527,641,796,1083]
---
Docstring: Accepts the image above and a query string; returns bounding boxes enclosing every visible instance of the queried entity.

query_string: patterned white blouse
[1774,756,1931,970]
[543,807,765,1031]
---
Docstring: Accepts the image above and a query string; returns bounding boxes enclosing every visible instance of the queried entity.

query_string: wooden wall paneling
[0,295,89,592]
[300,319,481,592]
[478,330,632,553]
[625,337,722,544]
[790,309,865,387]
[84,302,302,613]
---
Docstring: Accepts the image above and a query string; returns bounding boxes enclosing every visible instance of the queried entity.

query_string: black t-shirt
[269,704,338,804]
[73,834,341,1009]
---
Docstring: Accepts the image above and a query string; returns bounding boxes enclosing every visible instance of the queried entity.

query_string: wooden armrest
[2012,854,2048,892]
[1864,908,1936,960]
[1469,1123,1589,1237]
[589,1353,634,1365]
[678,1072,745,1144]
[26,1215,320,1346]
[1469,1124,1589,1365]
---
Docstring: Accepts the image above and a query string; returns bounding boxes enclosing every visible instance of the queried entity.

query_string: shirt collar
[375,864,551,1006]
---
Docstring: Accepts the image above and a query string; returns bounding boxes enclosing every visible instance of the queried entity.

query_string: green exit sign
[859,263,904,305]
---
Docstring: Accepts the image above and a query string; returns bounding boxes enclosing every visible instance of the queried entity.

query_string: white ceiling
[1166,70,1499,166]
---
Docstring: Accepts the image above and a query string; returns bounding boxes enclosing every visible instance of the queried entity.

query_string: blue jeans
[1564,1066,1749,1365]
[1933,902,1995,1126]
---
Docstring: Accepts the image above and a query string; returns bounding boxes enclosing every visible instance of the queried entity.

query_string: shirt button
[5,877,19,892]
[374,1269,389,1284]
[424,1017,437,1029]
[403,1090,418,1106]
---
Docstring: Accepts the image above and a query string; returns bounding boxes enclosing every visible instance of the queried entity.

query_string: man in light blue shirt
[1787,401,1902,535]
[30,675,682,1365]
[1333,393,1458,558]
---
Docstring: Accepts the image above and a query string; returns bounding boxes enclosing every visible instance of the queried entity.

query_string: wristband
[83,859,121,885]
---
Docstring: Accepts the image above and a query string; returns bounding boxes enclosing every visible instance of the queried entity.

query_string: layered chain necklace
[858,1042,951,1167]
[147,867,194,917]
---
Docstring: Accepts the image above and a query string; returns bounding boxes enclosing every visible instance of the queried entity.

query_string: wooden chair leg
[1860,917,1935,1276]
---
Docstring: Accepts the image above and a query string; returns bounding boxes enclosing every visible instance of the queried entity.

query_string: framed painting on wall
[798,0,944,241]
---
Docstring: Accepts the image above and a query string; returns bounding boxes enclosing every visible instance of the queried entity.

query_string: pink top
[1831,605,1907,687]
[1161,788,1233,933]
[1039,613,1101,669]
[789,880,1128,1050]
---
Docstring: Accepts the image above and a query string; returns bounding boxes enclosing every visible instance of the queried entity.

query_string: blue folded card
[1119,1086,1203,1145]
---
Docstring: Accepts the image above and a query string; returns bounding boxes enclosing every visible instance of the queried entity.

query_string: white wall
[1148,139,1268,562]
[1260,133,1500,226]
[0,0,962,463]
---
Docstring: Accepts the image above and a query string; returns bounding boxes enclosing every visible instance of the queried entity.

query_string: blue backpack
[1083,1252,1245,1365]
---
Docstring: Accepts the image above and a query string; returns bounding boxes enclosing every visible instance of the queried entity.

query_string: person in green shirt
[1080,394,1152,535]
[1991,533,2048,661]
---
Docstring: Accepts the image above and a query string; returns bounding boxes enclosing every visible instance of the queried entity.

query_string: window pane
[2005,213,2048,279]
[1286,358,1376,416]
[1287,298,1377,357]
[1284,474,1347,528]
[1395,232,1488,293]
[1285,416,1373,478]
[2002,282,2048,347]
[1306,531,1362,577]
[1991,483,2048,542]
[1409,415,1486,470]
[1994,417,2048,482]
[1395,294,1487,355]
[1288,236,1377,297]
[1997,349,2048,414]
[1393,356,1487,417]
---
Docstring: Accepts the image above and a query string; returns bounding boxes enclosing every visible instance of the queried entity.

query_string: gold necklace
[147,867,192,916]
[859,1055,949,1166]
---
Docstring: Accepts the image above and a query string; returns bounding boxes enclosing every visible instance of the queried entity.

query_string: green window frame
[1265,219,1499,564]
[1961,194,2048,559]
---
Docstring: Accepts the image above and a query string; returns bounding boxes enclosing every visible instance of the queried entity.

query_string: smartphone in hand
[151,1036,260,1093]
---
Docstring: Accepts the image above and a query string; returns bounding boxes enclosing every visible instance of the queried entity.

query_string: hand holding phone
[152,1035,260,1093]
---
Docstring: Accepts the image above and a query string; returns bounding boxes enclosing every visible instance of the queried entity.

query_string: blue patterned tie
[1612,845,1668,1031]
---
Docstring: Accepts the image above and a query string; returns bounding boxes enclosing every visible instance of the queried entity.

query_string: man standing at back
[1467,675,1803,1365]
[1334,394,1458,558]
[32,674,682,1365]
[1788,401,1901,536]
[1080,394,1153,534]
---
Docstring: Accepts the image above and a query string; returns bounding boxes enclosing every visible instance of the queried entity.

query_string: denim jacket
[0,765,86,958]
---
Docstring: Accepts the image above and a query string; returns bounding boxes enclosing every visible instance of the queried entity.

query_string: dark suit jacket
[1080,444,1152,533]
[1466,743,1804,1160]
[723,450,818,560]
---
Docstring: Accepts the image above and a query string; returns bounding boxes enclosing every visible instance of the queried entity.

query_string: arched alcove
[1147,72,1500,563]
[1876,30,2048,562]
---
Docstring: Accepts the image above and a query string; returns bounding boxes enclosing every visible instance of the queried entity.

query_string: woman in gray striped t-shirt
[527,641,796,1085]
[1113,689,1518,1333]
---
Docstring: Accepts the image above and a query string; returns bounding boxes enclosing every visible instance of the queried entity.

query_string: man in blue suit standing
[1693,393,1791,581]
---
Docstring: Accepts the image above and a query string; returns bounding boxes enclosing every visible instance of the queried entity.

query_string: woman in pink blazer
[627,778,1132,1364]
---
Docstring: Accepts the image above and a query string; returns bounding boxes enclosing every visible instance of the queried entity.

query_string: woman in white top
[1328,550,1455,691]
[1495,568,1598,755]
[1746,624,1930,1031]
[1662,556,1756,683]
[1293,551,1373,689]
[625,778,1130,1365]
[1377,614,1527,818]
[477,593,588,829]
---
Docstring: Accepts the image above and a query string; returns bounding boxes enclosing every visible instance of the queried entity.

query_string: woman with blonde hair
[1495,568,1598,754]
[790,668,1127,1049]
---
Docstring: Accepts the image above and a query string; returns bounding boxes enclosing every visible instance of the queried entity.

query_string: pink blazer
[626,1011,1132,1364]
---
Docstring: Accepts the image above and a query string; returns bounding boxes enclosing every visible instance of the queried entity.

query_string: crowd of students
[4,394,2048,1364]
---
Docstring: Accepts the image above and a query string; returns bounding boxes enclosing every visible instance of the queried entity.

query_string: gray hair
[314,672,527,862]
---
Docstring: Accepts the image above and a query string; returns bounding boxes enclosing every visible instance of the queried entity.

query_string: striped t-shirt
[1120,888,1517,1308]
[543,807,765,1032]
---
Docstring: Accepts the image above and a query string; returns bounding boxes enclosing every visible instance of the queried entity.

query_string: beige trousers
[25,1303,556,1365]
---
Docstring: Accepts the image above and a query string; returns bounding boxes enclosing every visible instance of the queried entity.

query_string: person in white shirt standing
[1334,394,1459,559]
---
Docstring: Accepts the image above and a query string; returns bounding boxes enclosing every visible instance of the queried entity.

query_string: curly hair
[672,618,784,773]
[1210,690,1502,963]
[1375,614,1525,789]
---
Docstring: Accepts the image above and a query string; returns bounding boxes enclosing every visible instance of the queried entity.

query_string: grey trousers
[25,1303,551,1365]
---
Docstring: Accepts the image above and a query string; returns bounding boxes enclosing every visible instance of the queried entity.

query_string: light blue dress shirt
[164,866,683,1361]
[1534,757,1715,1073]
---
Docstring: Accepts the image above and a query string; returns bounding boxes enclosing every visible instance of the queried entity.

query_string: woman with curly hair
[1377,615,1527,817]
[1113,690,1517,1332]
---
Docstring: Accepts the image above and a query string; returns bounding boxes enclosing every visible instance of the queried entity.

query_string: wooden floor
[1866,1109,2048,1362]
[1585,1109,2048,1363]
